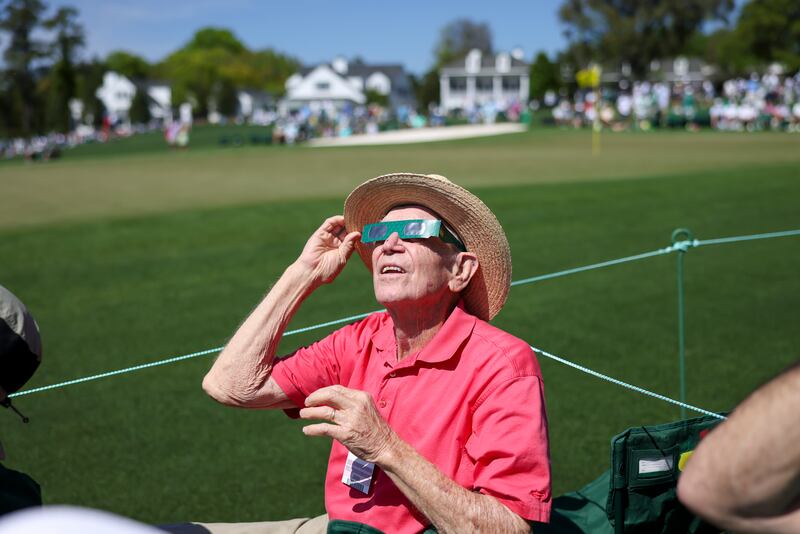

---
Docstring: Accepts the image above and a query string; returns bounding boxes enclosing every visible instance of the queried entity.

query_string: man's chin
[375,293,419,309]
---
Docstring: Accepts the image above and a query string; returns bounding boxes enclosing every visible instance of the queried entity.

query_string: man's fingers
[302,422,344,440]
[299,406,337,422]
[340,231,362,258]
[305,385,351,408]
[320,215,345,234]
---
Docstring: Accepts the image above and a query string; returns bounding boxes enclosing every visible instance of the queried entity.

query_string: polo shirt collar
[370,302,476,364]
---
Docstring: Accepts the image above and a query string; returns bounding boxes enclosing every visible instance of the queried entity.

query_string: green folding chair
[537,414,725,533]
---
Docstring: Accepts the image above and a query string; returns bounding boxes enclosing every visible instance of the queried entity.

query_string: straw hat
[343,173,511,321]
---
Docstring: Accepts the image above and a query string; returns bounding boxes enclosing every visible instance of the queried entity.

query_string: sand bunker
[307,123,527,147]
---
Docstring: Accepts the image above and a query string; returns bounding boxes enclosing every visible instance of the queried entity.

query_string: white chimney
[332,56,348,75]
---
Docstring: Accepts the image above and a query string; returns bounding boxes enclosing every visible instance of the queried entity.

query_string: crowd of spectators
[270,102,434,144]
[1,135,67,161]
[5,69,800,159]
[270,98,531,144]
[0,115,154,160]
[543,70,800,133]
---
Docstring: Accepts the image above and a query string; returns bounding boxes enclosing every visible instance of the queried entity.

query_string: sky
[50,0,568,75]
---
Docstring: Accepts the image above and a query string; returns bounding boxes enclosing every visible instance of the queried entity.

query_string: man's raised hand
[296,216,361,286]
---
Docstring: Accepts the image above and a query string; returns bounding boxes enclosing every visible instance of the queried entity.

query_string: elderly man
[203,173,551,533]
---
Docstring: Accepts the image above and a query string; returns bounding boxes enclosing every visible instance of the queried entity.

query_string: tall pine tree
[43,6,84,133]
[0,0,47,136]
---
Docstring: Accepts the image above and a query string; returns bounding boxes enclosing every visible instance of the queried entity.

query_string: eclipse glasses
[361,219,466,251]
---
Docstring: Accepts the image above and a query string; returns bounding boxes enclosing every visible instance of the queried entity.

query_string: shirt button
[379,400,387,408]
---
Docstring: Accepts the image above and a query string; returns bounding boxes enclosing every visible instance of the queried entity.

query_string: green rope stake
[671,228,695,419]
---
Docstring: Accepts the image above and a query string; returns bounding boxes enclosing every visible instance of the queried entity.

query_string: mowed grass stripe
[1,128,799,230]
[0,136,797,523]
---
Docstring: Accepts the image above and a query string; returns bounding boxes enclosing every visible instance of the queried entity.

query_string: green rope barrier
[532,345,726,420]
[10,227,799,416]
[697,228,800,247]
[9,311,379,398]
[510,248,673,287]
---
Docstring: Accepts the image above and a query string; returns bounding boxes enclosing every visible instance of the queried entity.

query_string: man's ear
[449,252,479,293]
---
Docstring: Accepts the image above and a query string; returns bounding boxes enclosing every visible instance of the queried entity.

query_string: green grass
[2,127,799,230]
[0,128,798,524]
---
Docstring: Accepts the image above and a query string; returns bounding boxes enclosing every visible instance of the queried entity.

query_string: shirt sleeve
[271,316,374,414]
[271,334,344,413]
[465,374,552,523]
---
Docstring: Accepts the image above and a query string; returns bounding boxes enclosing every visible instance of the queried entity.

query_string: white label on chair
[638,457,674,474]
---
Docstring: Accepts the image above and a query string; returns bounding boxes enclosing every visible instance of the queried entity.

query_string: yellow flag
[576,65,601,88]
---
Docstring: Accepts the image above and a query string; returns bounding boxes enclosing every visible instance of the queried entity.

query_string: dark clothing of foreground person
[678,362,800,533]
[203,173,551,533]
[0,285,43,516]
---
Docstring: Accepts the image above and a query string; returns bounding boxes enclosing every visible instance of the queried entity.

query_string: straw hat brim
[343,173,511,321]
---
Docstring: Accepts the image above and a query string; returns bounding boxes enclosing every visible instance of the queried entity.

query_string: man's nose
[381,232,404,253]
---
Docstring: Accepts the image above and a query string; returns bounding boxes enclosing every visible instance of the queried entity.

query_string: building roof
[442,52,528,71]
[299,61,408,80]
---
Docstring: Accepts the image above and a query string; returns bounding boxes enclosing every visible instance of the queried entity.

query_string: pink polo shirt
[272,306,551,533]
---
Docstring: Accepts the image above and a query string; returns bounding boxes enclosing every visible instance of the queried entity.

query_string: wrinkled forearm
[202,262,319,406]
[678,364,800,532]
[378,435,530,533]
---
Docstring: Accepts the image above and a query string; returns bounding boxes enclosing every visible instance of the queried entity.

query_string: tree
[529,52,561,101]
[735,0,800,71]
[250,48,301,96]
[558,0,735,76]
[75,57,105,127]
[434,18,493,68]
[0,0,47,136]
[214,78,238,118]
[156,46,228,118]
[183,27,246,54]
[43,6,84,132]
[701,28,755,76]
[155,27,299,117]
[106,50,150,79]
[365,88,388,107]
[412,68,440,112]
[129,85,150,124]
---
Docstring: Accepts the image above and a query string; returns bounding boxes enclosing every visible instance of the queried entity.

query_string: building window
[476,76,493,91]
[449,77,467,92]
[316,82,330,91]
[502,76,520,91]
